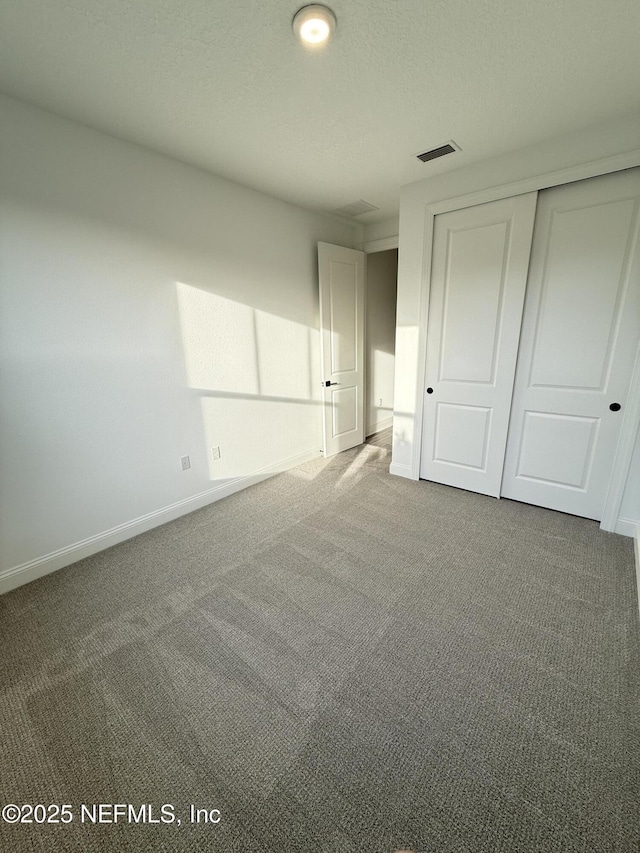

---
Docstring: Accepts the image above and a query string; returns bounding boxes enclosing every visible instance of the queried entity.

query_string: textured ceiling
[1,0,639,222]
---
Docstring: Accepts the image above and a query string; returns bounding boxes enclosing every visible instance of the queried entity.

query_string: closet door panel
[419,192,538,496]
[501,168,640,519]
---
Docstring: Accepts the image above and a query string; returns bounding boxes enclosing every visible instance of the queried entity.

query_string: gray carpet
[1,429,638,853]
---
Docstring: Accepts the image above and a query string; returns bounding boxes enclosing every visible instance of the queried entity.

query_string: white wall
[363,216,400,245]
[365,249,397,435]
[0,95,362,589]
[392,111,640,529]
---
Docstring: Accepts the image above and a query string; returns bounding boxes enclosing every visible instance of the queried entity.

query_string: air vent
[416,141,459,163]
[333,199,380,217]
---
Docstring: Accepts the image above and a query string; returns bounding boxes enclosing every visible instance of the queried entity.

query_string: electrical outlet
[181,455,191,471]
[211,446,221,461]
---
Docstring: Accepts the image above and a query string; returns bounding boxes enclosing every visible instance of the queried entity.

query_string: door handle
[324,381,340,387]
[609,402,621,411]
[426,387,434,394]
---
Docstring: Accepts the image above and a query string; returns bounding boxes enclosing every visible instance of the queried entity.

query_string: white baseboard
[0,448,321,596]
[614,517,639,537]
[366,417,393,437]
[389,461,416,480]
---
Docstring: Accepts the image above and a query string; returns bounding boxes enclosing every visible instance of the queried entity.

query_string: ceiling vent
[416,141,459,163]
[333,199,380,217]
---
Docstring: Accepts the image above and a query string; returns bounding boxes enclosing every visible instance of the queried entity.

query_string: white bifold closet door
[420,167,640,521]
[419,192,538,496]
[501,168,640,519]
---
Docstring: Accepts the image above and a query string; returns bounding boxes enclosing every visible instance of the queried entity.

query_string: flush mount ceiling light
[292,5,337,46]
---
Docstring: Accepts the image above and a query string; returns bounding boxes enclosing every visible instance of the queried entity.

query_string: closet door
[420,193,537,496]
[501,168,640,520]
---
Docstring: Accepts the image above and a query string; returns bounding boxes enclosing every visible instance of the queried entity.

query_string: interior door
[501,168,640,519]
[420,192,538,496]
[318,242,365,457]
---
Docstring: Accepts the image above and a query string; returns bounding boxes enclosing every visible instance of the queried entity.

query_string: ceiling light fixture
[292,5,337,46]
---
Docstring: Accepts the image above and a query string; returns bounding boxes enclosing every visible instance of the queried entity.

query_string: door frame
[363,235,399,253]
[410,148,640,533]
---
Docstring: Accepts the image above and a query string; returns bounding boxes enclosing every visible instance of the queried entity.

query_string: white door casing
[501,168,640,520]
[419,192,538,496]
[318,242,365,457]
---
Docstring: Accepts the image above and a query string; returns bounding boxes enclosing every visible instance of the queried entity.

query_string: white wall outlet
[211,446,221,461]
[180,455,191,471]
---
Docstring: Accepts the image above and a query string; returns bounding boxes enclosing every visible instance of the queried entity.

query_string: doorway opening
[365,248,398,438]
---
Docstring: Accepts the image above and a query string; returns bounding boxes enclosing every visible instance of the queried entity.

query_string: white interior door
[501,168,640,520]
[420,192,538,496]
[318,242,365,457]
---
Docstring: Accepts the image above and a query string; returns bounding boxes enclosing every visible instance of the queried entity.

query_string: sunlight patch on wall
[254,310,311,400]
[176,282,313,400]
[177,282,260,394]
[176,282,321,481]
